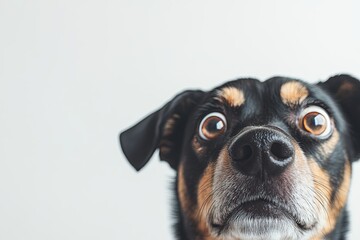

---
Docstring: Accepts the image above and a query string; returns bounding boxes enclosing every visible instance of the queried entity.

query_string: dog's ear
[120,90,204,171]
[318,74,360,160]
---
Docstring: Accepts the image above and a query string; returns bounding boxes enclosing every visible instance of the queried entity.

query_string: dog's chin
[210,199,316,240]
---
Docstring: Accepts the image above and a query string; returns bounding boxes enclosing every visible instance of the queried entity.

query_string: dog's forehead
[210,77,311,108]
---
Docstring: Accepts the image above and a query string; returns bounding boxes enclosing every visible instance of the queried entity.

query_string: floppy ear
[318,74,360,160]
[120,90,204,171]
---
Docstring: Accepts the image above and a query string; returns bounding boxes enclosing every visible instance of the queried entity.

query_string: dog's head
[120,75,360,240]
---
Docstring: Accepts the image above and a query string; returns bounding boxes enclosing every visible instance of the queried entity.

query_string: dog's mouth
[211,197,317,235]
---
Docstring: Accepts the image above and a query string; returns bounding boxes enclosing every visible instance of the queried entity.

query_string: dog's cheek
[196,163,215,238]
[319,129,339,158]
[178,163,194,220]
[309,159,351,239]
[325,161,351,237]
[178,162,218,240]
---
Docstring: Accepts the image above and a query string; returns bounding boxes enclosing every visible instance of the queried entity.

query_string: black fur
[120,74,360,240]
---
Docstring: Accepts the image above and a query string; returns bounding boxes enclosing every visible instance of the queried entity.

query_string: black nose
[228,126,295,178]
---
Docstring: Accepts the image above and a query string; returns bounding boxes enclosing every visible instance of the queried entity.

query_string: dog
[120,74,360,240]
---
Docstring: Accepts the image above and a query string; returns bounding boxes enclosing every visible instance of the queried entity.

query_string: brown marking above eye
[217,86,245,107]
[280,81,309,105]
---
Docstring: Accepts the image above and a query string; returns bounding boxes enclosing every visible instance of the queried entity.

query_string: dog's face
[120,75,360,240]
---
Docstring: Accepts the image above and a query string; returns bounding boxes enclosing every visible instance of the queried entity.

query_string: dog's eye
[199,112,227,140]
[298,106,332,138]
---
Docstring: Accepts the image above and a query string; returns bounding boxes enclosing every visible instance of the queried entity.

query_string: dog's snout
[270,141,293,160]
[228,127,295,177]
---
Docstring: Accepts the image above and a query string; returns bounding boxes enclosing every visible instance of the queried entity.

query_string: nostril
[232,144,253,162]
[270,142,293,160]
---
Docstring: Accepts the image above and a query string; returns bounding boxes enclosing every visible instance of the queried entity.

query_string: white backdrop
[0,0,359,239]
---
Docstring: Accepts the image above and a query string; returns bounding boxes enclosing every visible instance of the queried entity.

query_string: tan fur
[183,126,348,239]
[308,159,332,240]
[292,140,310,171]
[178,163,194,218]
[320,128,339,158]
[308,159,351,239]
[280,81,309,105]
[196,163,216,240]
[218,147,235,179]
[217,87,245,107]
[178,162,218,240]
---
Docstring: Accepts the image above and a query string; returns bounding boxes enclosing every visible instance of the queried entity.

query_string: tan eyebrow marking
[217,86,245,107]
[280,81,309,105]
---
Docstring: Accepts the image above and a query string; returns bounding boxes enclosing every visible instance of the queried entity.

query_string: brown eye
[199,112,227,140]
[299,106,332,138]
